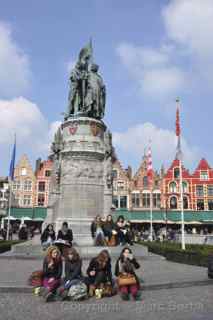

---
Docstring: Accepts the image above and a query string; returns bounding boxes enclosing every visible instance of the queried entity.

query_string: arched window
[170,196,177,209]
[169,182,177,193]
[182,181,188,193]
[183,196,189,209]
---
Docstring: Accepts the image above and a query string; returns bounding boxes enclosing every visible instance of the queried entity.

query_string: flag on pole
[175,98,182,160]
[176,98,181,137]
[9,136,16,181]
[147,146,153,188]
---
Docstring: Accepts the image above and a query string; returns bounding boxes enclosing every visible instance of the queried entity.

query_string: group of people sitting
[40,221,73,250]
[91,214,134,246]
[37,245,141,302]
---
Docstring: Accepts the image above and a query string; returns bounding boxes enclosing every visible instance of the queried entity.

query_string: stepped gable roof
[192,158,213,179]
[113,159,129,180]
[132,155,148,180]
[164,158,191,179]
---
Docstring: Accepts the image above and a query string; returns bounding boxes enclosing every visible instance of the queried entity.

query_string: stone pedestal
[45,117,113,245]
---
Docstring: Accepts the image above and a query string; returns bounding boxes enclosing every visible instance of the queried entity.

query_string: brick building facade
[35,159,53,207]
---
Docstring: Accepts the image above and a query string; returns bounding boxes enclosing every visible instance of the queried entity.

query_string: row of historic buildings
[0,155,52,210]
[1,152,213,215]
[112,155,213,212]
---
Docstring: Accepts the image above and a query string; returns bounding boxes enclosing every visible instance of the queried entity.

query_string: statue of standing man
[66,41,106,120]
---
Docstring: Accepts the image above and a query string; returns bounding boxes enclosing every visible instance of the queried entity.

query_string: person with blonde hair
[42,246,62,302]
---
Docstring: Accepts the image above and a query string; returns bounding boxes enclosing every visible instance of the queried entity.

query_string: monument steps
[0,241,163,260]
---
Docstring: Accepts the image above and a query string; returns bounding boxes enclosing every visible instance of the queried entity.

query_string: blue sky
[0,0,213,175]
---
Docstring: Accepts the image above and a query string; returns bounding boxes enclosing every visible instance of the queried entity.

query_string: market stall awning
[6,207,47,220]
[113,210,213,223]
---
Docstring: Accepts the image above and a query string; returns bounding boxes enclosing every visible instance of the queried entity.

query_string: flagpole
[179,156,185,250]
[6,179,13,241]
[176,98,185,250]
[7,134,16,241]
[147,142,153,242]
[150,185,153,242]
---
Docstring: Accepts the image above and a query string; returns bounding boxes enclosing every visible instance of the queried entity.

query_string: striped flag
[175,98,182,160]
[176,98,181,137]
[9,136,16,181]
[147,146,153,188]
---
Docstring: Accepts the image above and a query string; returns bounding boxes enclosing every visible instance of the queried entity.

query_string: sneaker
[121,293,130,301]
[89,285,96,297]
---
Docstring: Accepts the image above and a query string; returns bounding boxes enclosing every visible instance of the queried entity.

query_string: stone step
[8,241,149,259]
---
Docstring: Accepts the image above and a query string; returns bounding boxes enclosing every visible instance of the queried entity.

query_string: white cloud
[163,0,213,59]
[0,22,31,97]
[113,122,199,170]
[0,97,47,144]
[116,43,186,99]
[0,97,59,174]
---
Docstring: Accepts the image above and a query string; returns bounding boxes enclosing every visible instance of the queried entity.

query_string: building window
[21,168,27,176]
[153,193,161,209]
[196,185,204,197]
[24,180,32,191]
[208,200,213,210]
[132,193,140,208]
[117,181,124,191]
[45,170,51,177]
[197,199,204,211]
[154,180,159,188]
[112,170,117,179]
[38,194,45,206]
[174,167,180,179]
[120,196,127,209]
[200,171,208,180]
[13,180,21,190]
[143,176,148,188]
[23,195,31,206]
[112,196,119,208]
[38,181,45,192]
[208,185,213,196]
[169,182,177,193]
[142,193,150,208]
[170,196,177,209]
[183,196,189,209]
[182,181,188,193]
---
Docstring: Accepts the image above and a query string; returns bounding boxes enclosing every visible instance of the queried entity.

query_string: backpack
[28,270,44,287]
[67,281,88,301]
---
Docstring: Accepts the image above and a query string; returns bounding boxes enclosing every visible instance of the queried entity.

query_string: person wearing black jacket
[103,214,117,243]
[57,221,73,245]
[40,224,56,249]
[56,247,83,300]
[18,224,28,240]
[42,246,62,302]
[86,250,113,297]
[90,215,105,246]
[115,247,141,301]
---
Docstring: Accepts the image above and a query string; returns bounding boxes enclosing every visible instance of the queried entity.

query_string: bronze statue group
[30,216,142,302]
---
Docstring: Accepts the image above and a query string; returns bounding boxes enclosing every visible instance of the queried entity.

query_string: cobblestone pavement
[0,285,213,320]
[0,256,208,287]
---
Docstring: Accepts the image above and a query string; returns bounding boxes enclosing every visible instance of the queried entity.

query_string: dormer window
[174,167,180,179]
[200,171,208,180]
